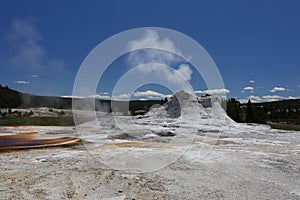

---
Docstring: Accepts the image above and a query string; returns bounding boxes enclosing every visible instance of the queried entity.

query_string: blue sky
[0,0,300,102]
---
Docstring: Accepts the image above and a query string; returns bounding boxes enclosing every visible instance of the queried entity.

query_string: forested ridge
[0,85,164,115]
[1,85,300,125]
[227,98,300,125]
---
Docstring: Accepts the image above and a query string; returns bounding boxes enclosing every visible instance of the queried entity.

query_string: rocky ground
[0,124,299,200]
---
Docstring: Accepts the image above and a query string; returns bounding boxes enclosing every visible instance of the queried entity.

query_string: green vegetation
[0,84,21,108]
[129,99,167,115]
[268,123,300,131]
[1,84,300,130]
[0,85,165,113]
[0,116,75,126]
[226,98,300,127]
[0,84,72,109]
[226,98,242,122]
[0,85,167,126]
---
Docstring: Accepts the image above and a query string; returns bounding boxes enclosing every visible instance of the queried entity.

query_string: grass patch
[268,123,300,131]
[0,116,75,126]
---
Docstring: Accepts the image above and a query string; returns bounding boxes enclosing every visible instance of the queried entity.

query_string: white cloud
[126,29,193,91]
[298,85,300,88]
[112,93,130,100]
[93,94,111,100]
[239,99,250,104]
[195,88,230,95]
[243,86,254,91]
[127,29,186,66]
[239,94,299,103]
[63,90,170,101]
[61,95,83,99]
[265,99,278,102]
[61,94,111,100]
[288,96,299,100]
[262,95,283,99]
[15,80,30,84]
[127,29,179,52]
[113,90,171,100]
[134,63,193,91]
[31,74,38,78]
[238,95,261,103]
[177,64,192,81]
[7,19,65,71]
[248,95,261,101]
[249,80,255,83]
[133,90,167,98]
[99,92,109,95]
[270,87,286,92]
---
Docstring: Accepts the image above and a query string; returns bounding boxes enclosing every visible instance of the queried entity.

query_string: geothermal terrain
[0,91,299,199]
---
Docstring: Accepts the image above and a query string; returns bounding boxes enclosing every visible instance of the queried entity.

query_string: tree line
[0,84,21,108]
[1,84,300,124]
[226,98,300,125]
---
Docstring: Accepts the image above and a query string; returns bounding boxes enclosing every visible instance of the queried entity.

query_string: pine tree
[226,98,242,122]
[246,100,255,123]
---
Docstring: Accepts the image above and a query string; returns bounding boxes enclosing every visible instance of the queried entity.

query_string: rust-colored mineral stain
[0,132,39,138]
[5,126,24,128]
[0,133,80,150]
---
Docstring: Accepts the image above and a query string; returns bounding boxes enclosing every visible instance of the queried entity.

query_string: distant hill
[0,85,21,108]
[254,99,300,124]
[254,99,300,110]
[1,85,300,123]
[226,97,300,125]
[0,84,72,109]
[0,85,164,114]
[20,93,73,109]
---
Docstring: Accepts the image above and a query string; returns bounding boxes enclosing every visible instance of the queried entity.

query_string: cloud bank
[195,89,230,95]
